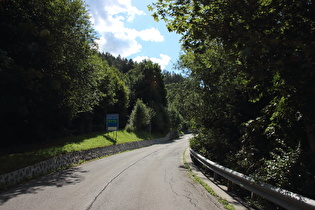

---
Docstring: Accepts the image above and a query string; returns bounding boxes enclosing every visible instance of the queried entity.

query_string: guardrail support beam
[189,148,315,210]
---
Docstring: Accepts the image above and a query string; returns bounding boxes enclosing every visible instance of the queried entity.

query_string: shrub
[126,99,154,132]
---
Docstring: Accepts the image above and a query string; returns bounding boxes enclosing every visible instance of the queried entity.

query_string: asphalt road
[0,134,224,210]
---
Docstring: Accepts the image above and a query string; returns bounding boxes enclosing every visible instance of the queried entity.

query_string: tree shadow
[103,134,117,145]
[1,131,105,156]
[133,131,165,140]
[0,166,88,205]
[0,131,106,175]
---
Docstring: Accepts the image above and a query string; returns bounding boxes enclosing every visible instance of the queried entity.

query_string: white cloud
[96,33,142,57]
[86,0,164,57]
[138,28,164,42]
[133,54,171,70]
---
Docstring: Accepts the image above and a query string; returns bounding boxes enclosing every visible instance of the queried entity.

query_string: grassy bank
[0,130,163,175]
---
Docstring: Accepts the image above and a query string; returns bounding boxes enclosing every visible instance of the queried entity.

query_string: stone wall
[0,131,178,189]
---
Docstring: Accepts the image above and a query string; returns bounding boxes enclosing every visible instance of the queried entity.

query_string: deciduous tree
[126,60,169,132]
[0,0,99,145]
[151,0,315,199]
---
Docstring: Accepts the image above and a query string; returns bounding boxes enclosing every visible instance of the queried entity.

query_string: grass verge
[182,149,235,210]
[0,130,163,175]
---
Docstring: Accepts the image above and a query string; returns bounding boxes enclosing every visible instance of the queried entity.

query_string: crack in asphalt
[166,170,201,210]
[86,147,165,210]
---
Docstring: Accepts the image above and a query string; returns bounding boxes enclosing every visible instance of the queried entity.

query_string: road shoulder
[184,147,250,210]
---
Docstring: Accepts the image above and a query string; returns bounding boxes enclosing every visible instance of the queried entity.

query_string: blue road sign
[106,114,119,131]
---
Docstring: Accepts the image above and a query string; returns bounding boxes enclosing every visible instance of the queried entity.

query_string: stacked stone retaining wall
[0,131,178,189]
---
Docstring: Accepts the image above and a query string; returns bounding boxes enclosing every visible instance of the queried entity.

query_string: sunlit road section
[0,134,223,210]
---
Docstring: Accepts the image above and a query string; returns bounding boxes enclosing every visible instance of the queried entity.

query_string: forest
[1,0,315,207]
[0,0,181,152]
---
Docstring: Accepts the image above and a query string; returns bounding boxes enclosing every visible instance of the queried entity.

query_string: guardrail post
[227,180,233,192]
[213,172,218,181]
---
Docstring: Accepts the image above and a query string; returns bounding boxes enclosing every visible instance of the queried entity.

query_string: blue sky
[85,0,182,72]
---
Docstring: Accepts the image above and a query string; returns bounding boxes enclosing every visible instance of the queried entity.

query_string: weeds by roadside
[182,149,235,210]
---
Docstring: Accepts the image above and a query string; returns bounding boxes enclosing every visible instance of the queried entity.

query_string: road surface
[0,134,224,210]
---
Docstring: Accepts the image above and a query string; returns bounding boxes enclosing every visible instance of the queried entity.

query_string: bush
[126,99,154,132]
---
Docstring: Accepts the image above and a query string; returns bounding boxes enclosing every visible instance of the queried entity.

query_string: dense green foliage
[164,72,201,131]
[126,99,154,132]
[151,0,315,200]
[0,0,100,146]
[163,71,185,84]
[99,54,171,133]
[98,52,135,74]
[71,58,129,133]
[126,60,169,133]
[0,0,131,153]
[0,0,171,155]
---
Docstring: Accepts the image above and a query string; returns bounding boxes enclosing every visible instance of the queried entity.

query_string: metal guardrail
[190,148,315,210]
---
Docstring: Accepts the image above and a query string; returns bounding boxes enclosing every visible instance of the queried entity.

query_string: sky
[85,0,182,72]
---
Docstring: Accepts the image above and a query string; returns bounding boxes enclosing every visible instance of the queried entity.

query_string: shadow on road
[0,166,88,205]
